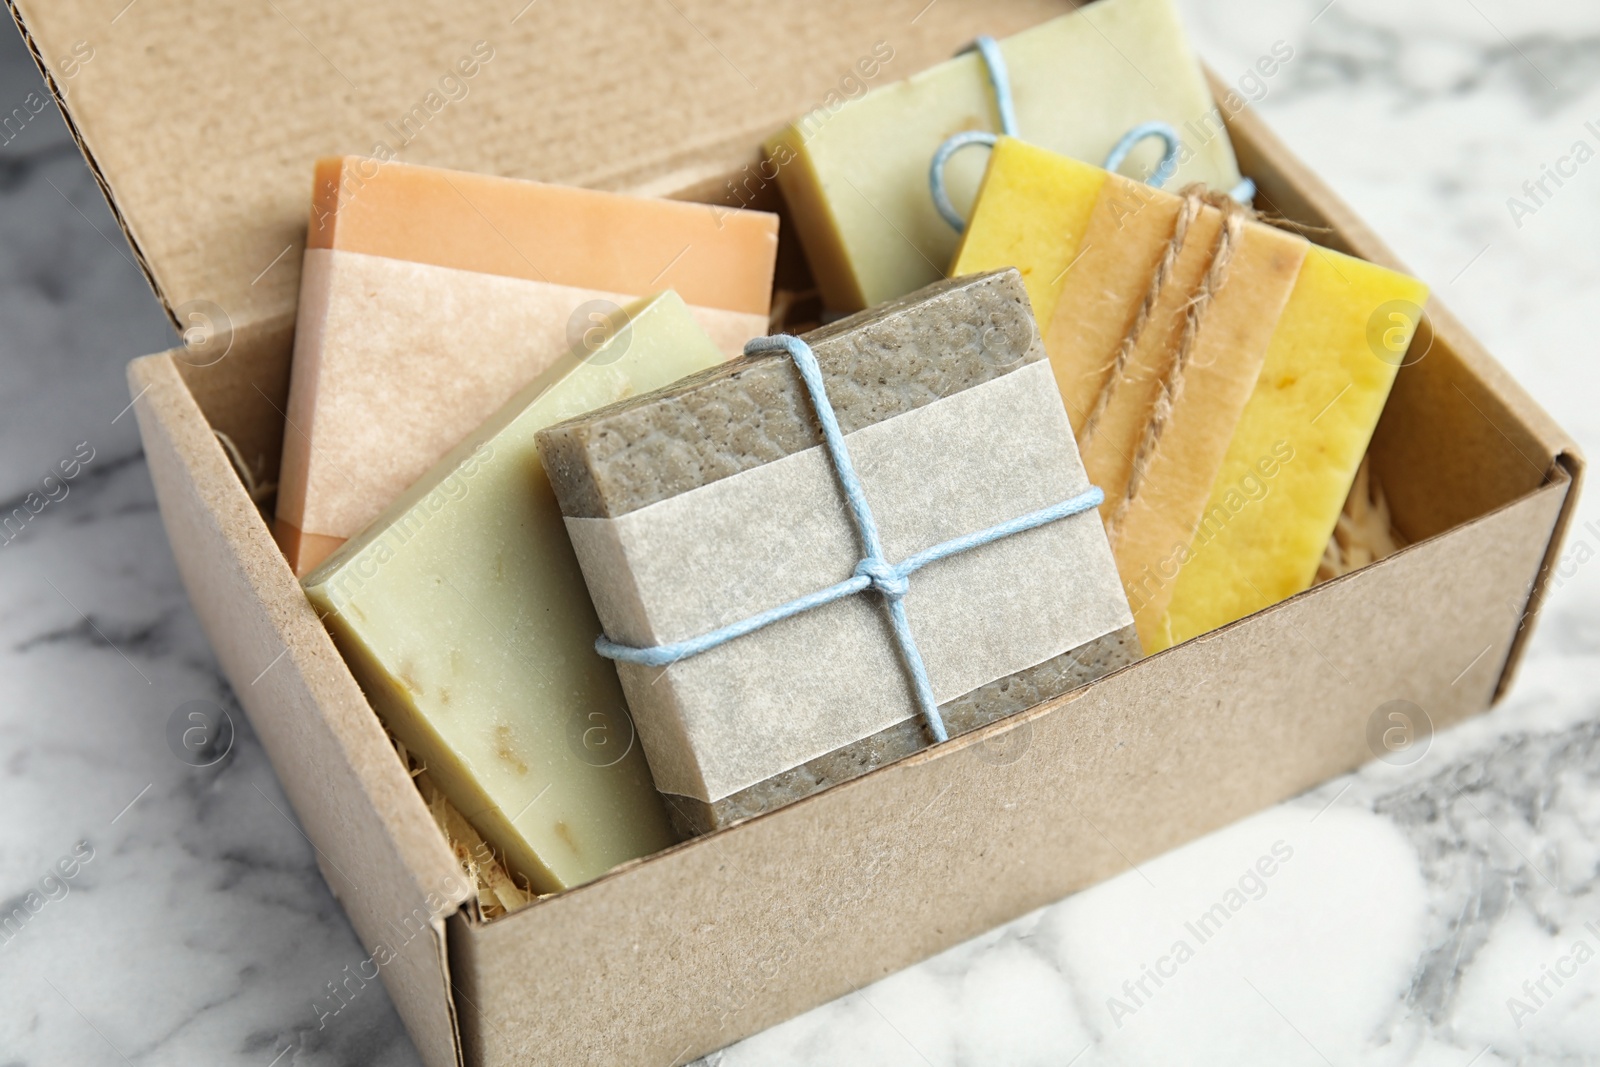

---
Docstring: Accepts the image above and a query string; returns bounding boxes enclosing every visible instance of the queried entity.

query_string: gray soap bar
[539,269,1140,834]
[540,270,1042,519]
[663,626,1141,837]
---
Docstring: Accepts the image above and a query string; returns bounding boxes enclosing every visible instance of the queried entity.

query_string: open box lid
[8,0,1078,339]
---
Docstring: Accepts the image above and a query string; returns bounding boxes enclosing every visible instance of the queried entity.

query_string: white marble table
[2,1,1596,1063]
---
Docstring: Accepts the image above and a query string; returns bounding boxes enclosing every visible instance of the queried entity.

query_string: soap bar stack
[277,157,779,575]
[280,0,1431,892]
[537,270,1138,835]
[952,139,1428,650]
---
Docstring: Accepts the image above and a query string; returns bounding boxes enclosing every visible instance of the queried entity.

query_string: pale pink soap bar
[276,156,779,574]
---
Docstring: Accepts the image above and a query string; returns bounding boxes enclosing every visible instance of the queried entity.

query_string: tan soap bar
[958,139,1430,650]
[276,157,779,575]
[1051,181,1306,644]
[1095,209,1308,644]
[955,140,1307,646]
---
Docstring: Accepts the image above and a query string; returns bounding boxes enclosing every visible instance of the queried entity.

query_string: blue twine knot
[928,35,1254,234]
[1103,121,1183,189]
[855,557,909,601]
[594,334,1105,746]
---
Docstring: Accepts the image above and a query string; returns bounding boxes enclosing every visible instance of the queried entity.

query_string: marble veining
[1,1,1597,1064]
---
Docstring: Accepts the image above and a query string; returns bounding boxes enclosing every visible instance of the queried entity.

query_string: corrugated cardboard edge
[1424,301,1584,699]
[4,0,169,326]
[1214,76,1586,696]
[126,353,469,1067]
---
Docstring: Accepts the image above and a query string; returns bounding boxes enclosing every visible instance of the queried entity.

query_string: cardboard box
[10,1,1582,1063]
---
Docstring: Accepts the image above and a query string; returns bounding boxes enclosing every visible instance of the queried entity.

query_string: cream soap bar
[538,270,1139,836]
[277,156,779,575]
[302,292,725,893]
[765,0,1240,312]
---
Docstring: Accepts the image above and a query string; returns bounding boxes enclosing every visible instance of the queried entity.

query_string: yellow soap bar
[767,0,1240,312]
[277,157,778,575]
[303,292,724,893]
[959,139,1308,645]
[950,137,1108,337]
[1155,252,1429,649]
[957,137,1427,649]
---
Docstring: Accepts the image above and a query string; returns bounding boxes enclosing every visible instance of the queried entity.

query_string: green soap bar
[303,291,725,893]
[764,0,1241,311]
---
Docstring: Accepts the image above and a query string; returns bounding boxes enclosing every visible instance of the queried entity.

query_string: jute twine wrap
[1074,185,1256,541]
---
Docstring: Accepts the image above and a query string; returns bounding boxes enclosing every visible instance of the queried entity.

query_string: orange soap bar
[277,157,779,575]
[305,156,776,314]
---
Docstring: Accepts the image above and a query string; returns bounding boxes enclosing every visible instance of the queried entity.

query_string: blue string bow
[595,334,1105,744]
[928,35,1256,233]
